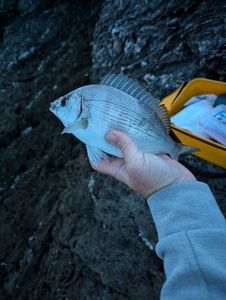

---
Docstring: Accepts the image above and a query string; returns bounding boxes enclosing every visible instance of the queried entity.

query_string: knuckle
[137,150,145,161]
[113,165,124,182]
[121,141,129,152]
[114,169,121,181]
[127,163,136,174]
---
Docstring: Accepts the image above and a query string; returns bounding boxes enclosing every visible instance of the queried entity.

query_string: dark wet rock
[0,0,226,299]
[92,0,226,97]
[0,0,17,18]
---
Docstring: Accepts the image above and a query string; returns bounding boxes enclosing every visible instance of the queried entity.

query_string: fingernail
[106,132,117,144]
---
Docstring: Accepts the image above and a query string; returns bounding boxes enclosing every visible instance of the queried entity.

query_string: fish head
[49,91,82,127]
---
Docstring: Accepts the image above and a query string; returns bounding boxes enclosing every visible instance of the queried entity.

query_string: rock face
[92,0,226,97]
[0,0,225,299]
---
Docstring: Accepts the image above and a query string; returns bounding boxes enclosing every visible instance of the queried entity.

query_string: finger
[92,157,128,183]
[106,130,138,163]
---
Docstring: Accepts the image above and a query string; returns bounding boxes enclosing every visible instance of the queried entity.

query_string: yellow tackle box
[160,78,226,168]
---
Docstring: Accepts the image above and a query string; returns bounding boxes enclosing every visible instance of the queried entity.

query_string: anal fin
[86,145,109,166]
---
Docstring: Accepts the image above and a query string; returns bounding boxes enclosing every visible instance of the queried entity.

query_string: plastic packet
[171,100,212,138]
[199,105,226,145]
[184,94,217,107]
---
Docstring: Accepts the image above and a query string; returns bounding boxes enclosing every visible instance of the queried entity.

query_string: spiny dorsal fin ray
[100,73,159,111]
[157,104,171,133]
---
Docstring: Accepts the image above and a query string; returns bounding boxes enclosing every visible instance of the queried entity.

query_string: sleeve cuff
[147,181,226,240]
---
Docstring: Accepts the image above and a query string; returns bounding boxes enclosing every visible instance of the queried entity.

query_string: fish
[49,73,194,165]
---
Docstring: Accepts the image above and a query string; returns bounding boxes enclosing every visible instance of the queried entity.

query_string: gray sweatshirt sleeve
[147,181,226,300]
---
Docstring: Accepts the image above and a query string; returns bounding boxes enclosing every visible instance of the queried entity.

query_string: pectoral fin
[86,145,109,166]
[61,120,84,134]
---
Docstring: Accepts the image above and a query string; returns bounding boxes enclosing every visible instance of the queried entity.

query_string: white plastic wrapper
[199,105,226,145]
[171,100,213,138]
[184,94,217,107]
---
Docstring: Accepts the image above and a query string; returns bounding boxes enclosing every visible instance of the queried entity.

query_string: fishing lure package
[161,78,226,168]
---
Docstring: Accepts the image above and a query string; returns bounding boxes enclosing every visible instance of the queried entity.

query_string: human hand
[92,130,196,199]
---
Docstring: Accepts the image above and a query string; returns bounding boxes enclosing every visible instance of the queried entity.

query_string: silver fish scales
[50,73,194,165]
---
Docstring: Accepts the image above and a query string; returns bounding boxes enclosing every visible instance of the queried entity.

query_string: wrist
[144,169,196,199]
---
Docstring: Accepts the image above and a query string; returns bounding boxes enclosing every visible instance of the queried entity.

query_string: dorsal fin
[157,104,171,133]
[100,73,159,111]
[100,73,171,133]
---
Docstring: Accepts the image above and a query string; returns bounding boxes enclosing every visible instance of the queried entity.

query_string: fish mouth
[49,103,58,117]
[49,101,57,112]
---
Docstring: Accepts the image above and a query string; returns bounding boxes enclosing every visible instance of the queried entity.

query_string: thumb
[106,130,138,162]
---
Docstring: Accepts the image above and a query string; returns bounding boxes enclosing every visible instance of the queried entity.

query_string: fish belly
[71,124,123,157]
[71,120,176,158]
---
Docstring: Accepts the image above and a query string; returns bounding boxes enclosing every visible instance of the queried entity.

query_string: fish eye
[61,98,67,107]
